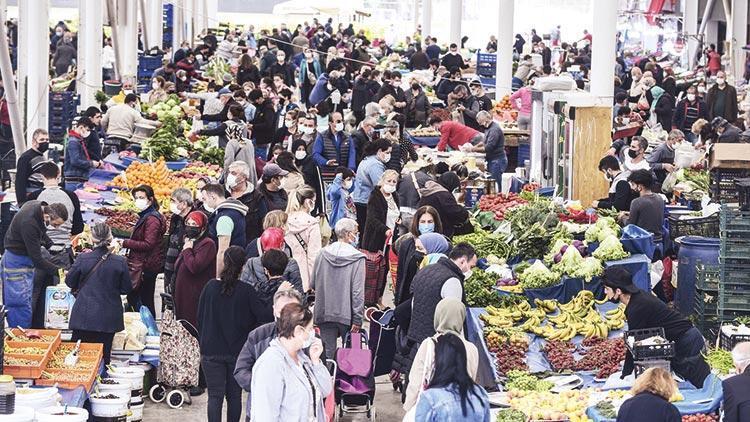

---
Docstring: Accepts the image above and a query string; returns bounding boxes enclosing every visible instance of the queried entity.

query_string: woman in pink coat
[284,185,322,292]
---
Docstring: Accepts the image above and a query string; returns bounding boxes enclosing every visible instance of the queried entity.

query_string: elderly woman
[65,223,132,364]
[174,211,217,329]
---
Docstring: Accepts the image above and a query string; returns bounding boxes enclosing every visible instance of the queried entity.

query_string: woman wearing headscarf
[395,205,444,305]
[173,211,217,329]
[395,232,450,306]
[651,85,675,130]
[402,298,479,412]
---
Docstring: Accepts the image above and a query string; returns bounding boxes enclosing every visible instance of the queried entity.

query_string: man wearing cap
[603,267,711,387]
[63,117,101,191]
[256,163,289,216]
[712,117,742,143]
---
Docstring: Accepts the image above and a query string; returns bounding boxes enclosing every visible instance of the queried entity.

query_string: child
[259,249,292,308]
[326,166,356,231]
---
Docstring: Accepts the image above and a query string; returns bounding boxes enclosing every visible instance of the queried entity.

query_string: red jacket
[124,209,166,274]
[173,236,216,328]
[437,120,479,151]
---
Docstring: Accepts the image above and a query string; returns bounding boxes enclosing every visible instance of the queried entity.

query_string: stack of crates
[162,3,173,50]
[48,91,78,142]
[476,52,496,86]
[137,53,164,93]
[624,327,675,378]
[710,169,750,203]
[694,263,720,342]
[718,205,750,321]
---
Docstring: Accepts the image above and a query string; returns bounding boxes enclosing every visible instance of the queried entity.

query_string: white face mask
[383,184,396,194]
[285,119,294,128]
[169,202,181,215]
[295,150,307,160]
[621,118,629,125]
[717,78,726,85]
[300,126,314,135]
[343,180,353,190]
[335,122,344,132]
[204,203,216,213]
[687,94,696,102]
[152,82,160,90]
[226,174,239,189]
[381,153,391,163]
[134,198,149,211]
[698,86,706,93]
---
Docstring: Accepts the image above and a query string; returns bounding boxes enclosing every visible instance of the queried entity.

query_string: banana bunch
[604,304,626,330]
[579,321,610,339]
[194,80,209,93]
[537,325,577,341]
[534,298,558,313]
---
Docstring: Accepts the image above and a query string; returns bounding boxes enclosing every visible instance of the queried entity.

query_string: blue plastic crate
[138,54,163,69]
[517,143,530,165]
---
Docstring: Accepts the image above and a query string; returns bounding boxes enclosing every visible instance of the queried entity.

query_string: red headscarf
[260,227,285,252]
[185,210,208,231]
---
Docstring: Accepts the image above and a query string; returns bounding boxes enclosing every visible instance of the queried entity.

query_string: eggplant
[560,244,569,253]
[554,253,563,264]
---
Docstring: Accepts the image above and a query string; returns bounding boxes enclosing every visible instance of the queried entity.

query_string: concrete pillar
[732,0,748,81]
[193,0,208,36]
[449,0,462,47]
[684,0,699,68]
[495,0,514,97]
[421,0,432,38]
[117,0,139,83]
[145,0,163,50]
[78,0,103,109]
[206,0,218,28]
[172,0,185,54]
[184,0,194,47]
[590,0,617,99]
[19,0,49,145]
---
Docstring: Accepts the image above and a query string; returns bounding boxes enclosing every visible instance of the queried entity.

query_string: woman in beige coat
[403,297,479,412]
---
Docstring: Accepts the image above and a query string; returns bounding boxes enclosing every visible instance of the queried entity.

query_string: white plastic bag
[649,260,664,289]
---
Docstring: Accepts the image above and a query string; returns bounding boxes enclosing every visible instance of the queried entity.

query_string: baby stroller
[333,331,376,420]
[148,293,201,409]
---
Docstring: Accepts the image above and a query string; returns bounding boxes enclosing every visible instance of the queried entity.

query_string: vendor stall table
[603,254,651,293]
[405,132,439,148]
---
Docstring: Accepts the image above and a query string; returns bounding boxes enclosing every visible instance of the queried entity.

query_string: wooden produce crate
[36,368,97,391]
[3,352,49,379]
[36,342,103,391]
[5,328,62,350]
[3,329,62,379]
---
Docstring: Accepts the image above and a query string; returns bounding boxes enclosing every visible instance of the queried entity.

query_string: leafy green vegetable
[571,257,604,281]
[465,270,502,307]
[585,217,621,243]
[518,260,559,289]
[139,115,190,162]
[592,235,629,261]
[454,229,514,260]
[551,246,583,275]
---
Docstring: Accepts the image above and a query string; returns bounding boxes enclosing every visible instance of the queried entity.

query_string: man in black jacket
[15,129,51,204]
[248,89,277,159]
[234,289,305,418]
[440,43,467,70]
[2,200,68,328]
[351,117,377,166]
[593,156,635,211]
[202,91,238,124]
[723,342,750,422]
[463,80,493,131]
[376,72,407,114]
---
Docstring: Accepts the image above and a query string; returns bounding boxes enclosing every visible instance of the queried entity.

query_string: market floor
[143,276,407,421]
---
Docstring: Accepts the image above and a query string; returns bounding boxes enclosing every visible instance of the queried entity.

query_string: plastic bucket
[0,405,34,421]
[675,236,720,316]
[127,402,143,422]
[35,406,88,422]
[108,367,145,401]
[14,387,58,410]
[90,394,129,421]
[96,380,130,403]
[103,81,122,96]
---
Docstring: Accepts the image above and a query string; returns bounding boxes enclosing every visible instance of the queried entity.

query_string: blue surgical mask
[418,223,435,234]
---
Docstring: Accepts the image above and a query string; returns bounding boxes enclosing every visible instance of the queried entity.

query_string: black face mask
[627,149,638,159]
[184,226,201,239]
[37,142,49,153]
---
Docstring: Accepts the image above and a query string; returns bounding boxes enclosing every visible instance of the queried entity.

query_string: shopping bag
[620,224,656,259]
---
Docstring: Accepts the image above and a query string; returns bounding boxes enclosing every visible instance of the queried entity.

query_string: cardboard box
[709,144,750,169]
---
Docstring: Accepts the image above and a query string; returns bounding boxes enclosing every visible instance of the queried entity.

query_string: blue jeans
[487,155,508,192]
[1,251,35,328]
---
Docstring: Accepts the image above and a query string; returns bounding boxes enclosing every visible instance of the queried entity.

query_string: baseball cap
[602,267,640,294]
[263,163,289,178]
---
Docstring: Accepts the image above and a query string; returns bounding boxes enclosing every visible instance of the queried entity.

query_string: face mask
[301,126,314,135]
[335,122,344,132]
[383,184,396,194]
[687,94,696,102]
[632,75,640,81]
[55,30,63,36]
[204,204,216,213]
[621,118,629,125]
[79,130,90,139]
[418,223,435,234]
[277,57,285,63]
[628,149,639,159]
[134,198,149,210]
[184,226,201,239]
[180,76,187,82]
[226,174,239,189]
[301,328,315,348]
[603,172,613,182]
[351,233,360,248]
[608,292,620,304]
[285,119,294,128]
[195,54,203,62]
[152,82,160,90]
[698,86,706,93]
[295,150,307,160]
[343,180,353,190]
[37,142,49,153]
[169,203,182,215]
[717,78,726,85]
[124,90,133,95]
[381,153,391,163]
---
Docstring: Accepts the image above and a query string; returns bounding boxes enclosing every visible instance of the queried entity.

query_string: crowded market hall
[2,0,750,420]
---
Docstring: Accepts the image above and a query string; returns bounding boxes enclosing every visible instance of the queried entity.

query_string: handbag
[128,259,145,291]
[72,253,110,297]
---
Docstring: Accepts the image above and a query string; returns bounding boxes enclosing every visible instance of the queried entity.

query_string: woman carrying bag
[65,223,132,365]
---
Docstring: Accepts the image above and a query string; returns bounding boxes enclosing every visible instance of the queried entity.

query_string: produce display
[547,240,604,282]
[100,211,138,235]
[495,409,527,422]
[675,168,710,193]
[476,193,528,221]
[108,159,182,201]
[139,115,190,161]
[465,270,503,307]
[584,217,621,243]
[592,235,630,261]
[147,96,185,122]
[682,414,719,422]
[453,229,514,260]
[189,136,225,166]
[594,400,617,419]
[506,389,592,422]
[505,200,560,260]
[3,357,40,366]
[485,330,529,375]
[544,337,627,379]
[517,260,558,289]
[504,370,553,392]
[704,348,734,375]
[408,127,440,137]
[4,345,46,355]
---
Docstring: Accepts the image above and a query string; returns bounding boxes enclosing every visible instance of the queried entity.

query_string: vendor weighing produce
[602,267,711,388]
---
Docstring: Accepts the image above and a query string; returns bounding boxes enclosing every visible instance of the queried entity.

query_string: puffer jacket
[284,211,322,292]
[123,205,166,274]
[239,256,304,301]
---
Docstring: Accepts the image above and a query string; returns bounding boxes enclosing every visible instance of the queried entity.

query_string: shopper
[147,76,169,105]
[706,71,738,123]
[648,129,682,192]
[276,151,306,195]
[123,185,166,316]
[593,156,635,212]
[65,223,131,365]
[395,228,450,306]
[622,136,651,172]
[673,85,708,144]
[248,89,277,159]
[173,211,217,329]
[413,333,489,421]
[244,211,290,258]
[164,188,195,293]
[102,94,154,150]
[722,342,750,422]
[240,228,303,294]
[52,33,76,76]
[224,161,260,241]
[440,43,467,70]
[408,243,477,352]
[463,81,493,131]
[404,297,480,411]
[250,303,331,421]
[1,201,67,327]
[362,169,400,255]
[430,117,483,152]
[198,246,272,422]
[312,112,357,174]
[616,367,681,422]
[285,186,322,292]
[649,85,675,130]
[257,163,290,214]
[298,49,323,108]
[237,54,261,86]
[353,139,391,232]
[15,129,51,204]
[202,183,249,273]
[63,117,100,191]
[312,218,366,360]
[418,172,471,238]
[622,170,665,245]
[405,82,432,127]
[510,83,533,130]
[326,167,356,231]
[234,289,304,417]
[475,111,507,191]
